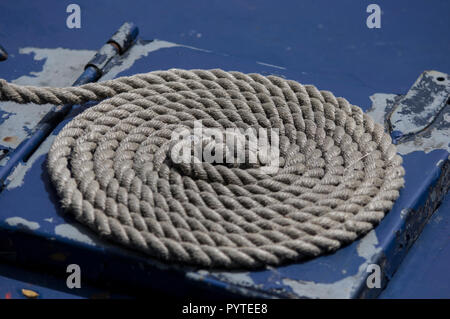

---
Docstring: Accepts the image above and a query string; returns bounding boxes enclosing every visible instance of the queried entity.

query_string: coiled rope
[0,69,405,269]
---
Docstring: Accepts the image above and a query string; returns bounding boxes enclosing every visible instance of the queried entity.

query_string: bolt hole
[437,77,445,81]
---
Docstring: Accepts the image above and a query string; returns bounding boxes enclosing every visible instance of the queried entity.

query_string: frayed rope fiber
[0,69,405,269]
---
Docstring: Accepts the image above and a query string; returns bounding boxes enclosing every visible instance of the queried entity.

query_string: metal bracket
[83,22,139,81]
[388,70,450,144]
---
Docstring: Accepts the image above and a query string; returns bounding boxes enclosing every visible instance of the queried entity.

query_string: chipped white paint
[282,230,382,298]
[256,61,286,70]
[211,270,254,286]
[367,93,450,155]
[17,47,95,85]
[54,223,96,246]
[367,93,397,125]
[0,155,10,167]
[44,217,54,223]
[216,272,255,286]
[5,134,56,189]
[5,217,40,230]
[0,48,96,149]
[356,230,381,260]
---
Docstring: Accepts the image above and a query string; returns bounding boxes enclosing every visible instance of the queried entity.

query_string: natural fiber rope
[0,69,405,269]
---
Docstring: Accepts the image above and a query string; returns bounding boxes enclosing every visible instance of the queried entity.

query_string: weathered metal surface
[108,22,139,54]
[0,41,448,299]
[389,71,450,144]
[380,189,450,298]
[1,0,449,299]
[85,22,139,78]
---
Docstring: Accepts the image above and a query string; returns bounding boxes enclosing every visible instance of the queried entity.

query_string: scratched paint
[390,71,449,136]
[256,61,286,70]
[281,230,381,298]
[394,111,450,155]
[367,92,450,155]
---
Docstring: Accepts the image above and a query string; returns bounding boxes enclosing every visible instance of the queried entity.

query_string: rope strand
[0,69,404,268]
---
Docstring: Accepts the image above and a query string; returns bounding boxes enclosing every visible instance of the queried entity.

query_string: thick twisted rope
[0,69,405,269]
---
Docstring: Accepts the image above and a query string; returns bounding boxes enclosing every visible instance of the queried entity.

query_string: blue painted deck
[0,0,449,298]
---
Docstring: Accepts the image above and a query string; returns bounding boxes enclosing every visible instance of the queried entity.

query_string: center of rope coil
[168,125,283,181]
[0,69,405,269]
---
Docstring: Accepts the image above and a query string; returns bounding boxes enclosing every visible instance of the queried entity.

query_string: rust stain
[2,136,18,143]
[49,252,67,262]
[21,288,39,298]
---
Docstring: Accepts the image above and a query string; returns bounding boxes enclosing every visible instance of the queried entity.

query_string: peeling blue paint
[0,9,448,297]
